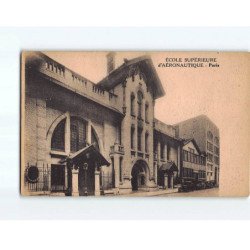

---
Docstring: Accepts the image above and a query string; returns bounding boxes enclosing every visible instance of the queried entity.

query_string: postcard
[21,51,249,197]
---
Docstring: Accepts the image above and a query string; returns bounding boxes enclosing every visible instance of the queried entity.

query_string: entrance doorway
[78,161,95,196]
[131,160,149,191]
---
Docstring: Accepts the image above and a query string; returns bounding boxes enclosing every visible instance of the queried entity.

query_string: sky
[44,51,250,196]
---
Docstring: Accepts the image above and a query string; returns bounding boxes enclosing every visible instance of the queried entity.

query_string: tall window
[215,136,219,145]
[137,91,143,119]
[145,103,149,122]
[145,132,149,153]
[137,127,143,151]
[207,153,213,163]
[51,119,65,151]
[131,126,135,149]
[130,93,135,116]
[70,117,87,152]
[111,158,115,188]
[91,127,99,151]
[207,131,213,141]
[119,157,123,182]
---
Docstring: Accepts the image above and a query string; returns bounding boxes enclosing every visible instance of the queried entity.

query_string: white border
[0,27,249,221]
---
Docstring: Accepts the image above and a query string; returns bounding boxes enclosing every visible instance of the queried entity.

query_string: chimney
[106,52,116,74]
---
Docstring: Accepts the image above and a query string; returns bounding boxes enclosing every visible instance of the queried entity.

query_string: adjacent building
[21,52,220,196]
[175,115,220,186]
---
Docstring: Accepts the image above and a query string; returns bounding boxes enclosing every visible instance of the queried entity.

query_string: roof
[174,114,219,130]
[154,118,178,138]
[159,161,178,173]
[61,144,110,166]
[25,52,124,116]
[97,56,165,99]
[183,138,202,155]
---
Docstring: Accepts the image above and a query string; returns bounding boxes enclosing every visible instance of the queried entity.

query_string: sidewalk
[116,188,179,197]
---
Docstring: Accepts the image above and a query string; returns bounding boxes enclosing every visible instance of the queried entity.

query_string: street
[155,188,220,197]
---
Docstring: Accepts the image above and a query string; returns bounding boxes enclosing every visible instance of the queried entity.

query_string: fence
[24,163,66,192]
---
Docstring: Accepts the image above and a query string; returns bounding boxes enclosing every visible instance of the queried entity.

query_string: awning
[60,144,110,166]
[159,161,178,173]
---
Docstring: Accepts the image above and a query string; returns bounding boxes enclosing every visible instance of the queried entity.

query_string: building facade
[181,139,206,183]
[175,115,220,186]
[22,52,219,196]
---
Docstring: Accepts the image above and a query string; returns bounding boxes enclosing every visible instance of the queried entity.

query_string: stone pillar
[164,174,168,189]
[114,155,120,188]
[177,145,181,175]
[94,170,101,196]
[157,141,161,163]
[65,165,68,190]
[134,123,138,151]
[71,167,79,196]
[154,162,158,185]
[171,175,174,189]
[164,144,167,161]
[65,113,70,154]
[141,127,145,153]
[36,99,46,168]
[87,120,92,145]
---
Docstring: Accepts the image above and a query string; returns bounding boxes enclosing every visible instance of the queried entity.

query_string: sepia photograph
[21,51,249,197]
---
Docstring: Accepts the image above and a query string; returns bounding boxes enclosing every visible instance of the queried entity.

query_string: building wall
[115,71,156,192]
[24,70,121,193]
[176,115,220,184]
[182,141,206,173]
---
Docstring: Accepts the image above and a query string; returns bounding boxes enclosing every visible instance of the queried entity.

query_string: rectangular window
[137,127,142,151]
[208,153,213,163]
[214,146,219,155]
[131,126,135,149]
[145,133,149,153]
[207,141,214,152]
[119,157,123,182]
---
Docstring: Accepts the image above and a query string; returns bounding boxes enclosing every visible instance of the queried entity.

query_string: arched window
[51,119,65,151]
[145,132,149,153]
[130,93,135,116]
[145,103,149,122]
[70,117,87,152]
[137,91,143,119]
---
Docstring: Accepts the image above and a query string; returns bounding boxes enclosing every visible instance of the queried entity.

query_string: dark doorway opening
[51,165,65,192]
[131,160,148,191]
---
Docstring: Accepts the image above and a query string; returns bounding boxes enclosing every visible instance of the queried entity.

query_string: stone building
[175,115,220,186]
[21,52,219,196]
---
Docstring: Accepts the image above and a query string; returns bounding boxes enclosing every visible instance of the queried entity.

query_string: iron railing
[101,173,114,191]
[24,163,66,192]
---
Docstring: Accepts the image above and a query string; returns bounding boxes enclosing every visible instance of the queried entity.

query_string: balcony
[110,143,124,155]
[131,149,136,157]
[28,52,122,113]
[137,151,144,158]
